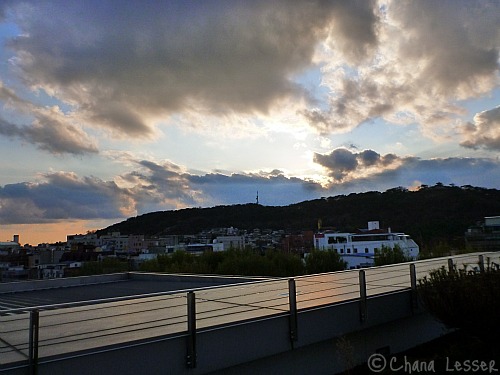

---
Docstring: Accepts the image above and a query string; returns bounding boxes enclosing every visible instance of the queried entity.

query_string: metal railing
[1,251,498,373]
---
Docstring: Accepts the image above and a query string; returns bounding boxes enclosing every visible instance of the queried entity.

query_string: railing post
[186,291,197,368]
[478,255,485,273]
[447,258,454,273]
[359,270,367,323]
[29,309,39,375]
[288,278,298,345]
[409,263,418,311]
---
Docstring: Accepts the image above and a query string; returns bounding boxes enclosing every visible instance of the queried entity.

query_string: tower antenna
[256,191,259,205]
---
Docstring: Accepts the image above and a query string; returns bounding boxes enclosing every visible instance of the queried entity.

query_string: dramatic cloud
[0,82,98,154]
[118,160,202,211]
[392,1,499,95]
[0,1,499,239]
[0,114,99,155]
[1,1,497,152]
[0,172,131,224]
[121,160,323,211]
[460,106,500,151]
[0,0,376,138]
[325,0,379,64]
[314,147,500,191]
[304,0,500,137]
[314,148,400,181]
[1,151,499,225]
[0,159,323,224]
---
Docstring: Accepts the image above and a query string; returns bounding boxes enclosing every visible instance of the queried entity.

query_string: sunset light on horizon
[0,1,499,245]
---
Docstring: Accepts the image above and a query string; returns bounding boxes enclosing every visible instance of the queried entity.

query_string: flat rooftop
[1,252,496,369]
[0,273,263,312]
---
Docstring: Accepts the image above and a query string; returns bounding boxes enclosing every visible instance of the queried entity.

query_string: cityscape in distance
[1,183,499,281]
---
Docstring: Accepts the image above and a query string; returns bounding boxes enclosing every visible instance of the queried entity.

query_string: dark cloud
[1,152,499,224]
[391,157,500,191]
[313,148,401,181]
[185,170,323,207]
[460,106,500,151]
[0,0,382,137]
[359,149,380,166]
[381,153,398,166]
[0,83,21,104]
[314,148,359,180]
[129,160,322,209]
[301,75,404,133]
[0,159,325,223]
[327,0,379,63]
[3,0,495,154]
[0,0,16,21]
[0,172,129,224]
[0,82,99,154]
[314,147,500,193]
[121,159,200,210]
[393,0,499,95]
[0,114,98,155]
[304,0,500,135]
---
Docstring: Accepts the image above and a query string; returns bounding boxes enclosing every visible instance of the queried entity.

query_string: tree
[216,249,273,276]
[374,244,413,266]
[78,257,129,275]
[418,265,500,342]
[305,249,347,274]
[265,250,304,276]
[139,249,304,277]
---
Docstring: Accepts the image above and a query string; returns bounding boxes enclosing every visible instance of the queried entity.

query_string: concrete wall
[0,273,128,293]
[214,313,446,375]
[0,272,266,294]
[1,290,448,375]
[128,271,267,285]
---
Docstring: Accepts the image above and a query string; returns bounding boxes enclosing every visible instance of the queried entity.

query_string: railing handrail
[0,277,281,315]
[2,250,498,372]
[1,251,497,316]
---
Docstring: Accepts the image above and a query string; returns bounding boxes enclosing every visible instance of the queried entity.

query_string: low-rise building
[465,216,500,251]
[213,235,246,250]
[166,242,224,254]
[100,232,130,252]
[67,233,102,249]
[282,231,314,254]
[0,235,21,251]
[314,221,419,269]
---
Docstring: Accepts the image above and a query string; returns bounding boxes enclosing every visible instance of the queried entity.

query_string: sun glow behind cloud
[0,0,498,244]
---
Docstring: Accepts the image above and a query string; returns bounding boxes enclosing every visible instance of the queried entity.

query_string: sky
[0,0,499,245]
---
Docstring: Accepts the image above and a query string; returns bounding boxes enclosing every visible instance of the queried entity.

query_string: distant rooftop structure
[314,221,419,269]
[466,216,500,251]
[367,221,379,231]
[485,216,500,227]
[0,235,21,250]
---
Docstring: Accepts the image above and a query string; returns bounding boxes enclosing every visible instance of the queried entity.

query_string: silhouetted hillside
[97,184,500,249]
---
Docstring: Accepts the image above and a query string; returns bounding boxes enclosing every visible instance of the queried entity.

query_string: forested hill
[97,184,500,248]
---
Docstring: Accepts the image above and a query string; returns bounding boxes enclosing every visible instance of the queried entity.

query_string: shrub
[78,257,129,275]
[305,249,347,274]
[418,265,500,341]
[140,249,305,277]
[374,244,413,266]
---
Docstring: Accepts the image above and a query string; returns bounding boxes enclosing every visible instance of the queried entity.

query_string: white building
[314,221,419,269]
[67,233,102,248]
[0,235,22,251]
[100,232,130,252]
[166,243,224,254]
[213,235,246,251]
[465,215,500,251]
